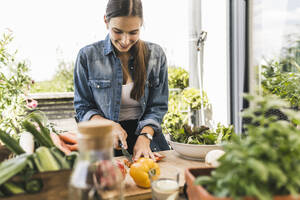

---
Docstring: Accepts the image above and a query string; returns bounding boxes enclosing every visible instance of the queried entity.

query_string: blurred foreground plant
[0,31,32,135]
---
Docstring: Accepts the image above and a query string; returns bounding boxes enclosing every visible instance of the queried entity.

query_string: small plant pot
[184,167,300,200]
[184,167,225,200]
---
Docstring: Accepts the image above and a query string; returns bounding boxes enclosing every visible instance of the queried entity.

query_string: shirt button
[130,66,134,70]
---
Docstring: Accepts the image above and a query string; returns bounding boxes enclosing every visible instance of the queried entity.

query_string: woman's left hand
[133,136,156,161]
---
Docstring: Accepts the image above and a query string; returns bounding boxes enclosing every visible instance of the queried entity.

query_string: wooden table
[117,150,211,200]
[2,150,210,200]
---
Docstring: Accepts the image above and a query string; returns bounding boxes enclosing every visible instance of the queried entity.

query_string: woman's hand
[133,136,155,161]
[112,123,128,149]
[90,115,128,149]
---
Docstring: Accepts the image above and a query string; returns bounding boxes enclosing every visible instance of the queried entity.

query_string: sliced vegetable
[35,147,60,172]
[115,160,127,180]
[0,129,25,155]
[19,132,34,154]
[25,179,43,193]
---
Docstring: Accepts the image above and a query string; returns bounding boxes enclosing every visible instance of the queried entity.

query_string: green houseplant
[191,94,300,200]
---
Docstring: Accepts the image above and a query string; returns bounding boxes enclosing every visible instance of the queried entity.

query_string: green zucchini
[32,154,43,172]
[35,147,60,171]
[0,130,25,155]
[22,121,53,148]
[50,147,70,169]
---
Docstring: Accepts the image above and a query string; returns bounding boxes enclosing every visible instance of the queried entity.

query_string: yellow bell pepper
[129,157,160,188]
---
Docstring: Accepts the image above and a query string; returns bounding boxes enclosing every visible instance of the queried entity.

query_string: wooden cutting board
[116,150,212,200]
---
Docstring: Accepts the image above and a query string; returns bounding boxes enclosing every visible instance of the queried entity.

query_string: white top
[119,82,142,121]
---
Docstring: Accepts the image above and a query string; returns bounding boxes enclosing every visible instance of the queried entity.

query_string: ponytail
[130,40,148,101]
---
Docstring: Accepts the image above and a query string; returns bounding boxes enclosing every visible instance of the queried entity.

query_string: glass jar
[69,120,124,200]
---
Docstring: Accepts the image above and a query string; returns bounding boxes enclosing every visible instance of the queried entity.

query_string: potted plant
[185,94,300,200]
[163,86,234,160]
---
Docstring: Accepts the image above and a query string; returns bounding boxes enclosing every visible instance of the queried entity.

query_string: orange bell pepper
[129,157,160,188]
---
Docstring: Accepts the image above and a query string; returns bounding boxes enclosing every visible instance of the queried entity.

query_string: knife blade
[119,141,133,163]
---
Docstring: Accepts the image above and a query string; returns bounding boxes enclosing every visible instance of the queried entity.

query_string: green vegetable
[168,123,234,145]
[32,154,43,172]
[195,94,300,199]
[19,132,34,154]
[25,179,43,193]
[22,120,54,148]
[0,129,25,155]
[0,154,30,185]
[2,182,25,195]
[30,114,54,146]
[35,147,60,172]
[50,147,70,169]
[66,151,79,168]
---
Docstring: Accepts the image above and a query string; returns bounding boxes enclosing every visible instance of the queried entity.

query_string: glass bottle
[69,120,124,200]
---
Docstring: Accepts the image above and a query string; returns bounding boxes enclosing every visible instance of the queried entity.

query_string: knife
[119,141,133,163]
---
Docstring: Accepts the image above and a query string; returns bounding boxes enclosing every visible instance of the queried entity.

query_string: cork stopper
[77,120,114,150]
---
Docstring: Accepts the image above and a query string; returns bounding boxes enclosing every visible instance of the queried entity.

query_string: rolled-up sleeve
[73,49,104,122]
[136,51,169,135]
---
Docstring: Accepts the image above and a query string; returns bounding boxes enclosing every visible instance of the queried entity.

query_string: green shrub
[168,66,189,89]
[0,31,32,134]
[30,60,74,93]
[261,61,300,108]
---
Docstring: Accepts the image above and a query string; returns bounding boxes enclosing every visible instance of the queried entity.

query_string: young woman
[74,0,170,160]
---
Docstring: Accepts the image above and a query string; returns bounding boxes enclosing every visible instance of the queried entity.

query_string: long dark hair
[106,0,148,101]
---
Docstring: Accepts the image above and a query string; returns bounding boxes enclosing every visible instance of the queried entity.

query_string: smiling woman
[73,0,170,161]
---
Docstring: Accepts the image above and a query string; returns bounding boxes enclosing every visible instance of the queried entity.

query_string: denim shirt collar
[103,34,117,57]
[104,34,137,61]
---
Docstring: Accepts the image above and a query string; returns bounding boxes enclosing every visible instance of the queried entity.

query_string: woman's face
[105,16,142,54]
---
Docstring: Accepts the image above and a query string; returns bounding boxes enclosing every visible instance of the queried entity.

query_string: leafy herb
[168,66,189,89]
[167,122,234,145]
[195,94,300,200]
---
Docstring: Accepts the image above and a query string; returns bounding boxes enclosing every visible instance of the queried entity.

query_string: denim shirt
[74,35,169,137]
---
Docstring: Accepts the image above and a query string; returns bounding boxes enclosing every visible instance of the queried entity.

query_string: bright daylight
[0,0,300,199]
